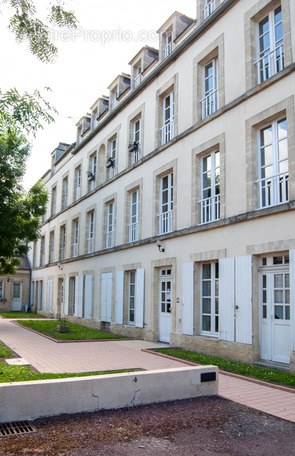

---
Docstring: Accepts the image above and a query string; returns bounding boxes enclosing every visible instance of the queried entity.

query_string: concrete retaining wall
[0,366,218,422]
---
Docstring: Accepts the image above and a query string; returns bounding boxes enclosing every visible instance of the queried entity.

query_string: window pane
[202,264,211,279]
[285,306,290,320]
[274,290,283,304]
[202,315,211,332]
[274,274,283,288]
[274,305,283,319]
[202,298,211,314]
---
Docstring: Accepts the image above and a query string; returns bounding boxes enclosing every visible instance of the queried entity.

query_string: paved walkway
[1,318,295,423]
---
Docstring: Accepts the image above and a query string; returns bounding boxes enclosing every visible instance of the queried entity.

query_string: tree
[0,1,78,273]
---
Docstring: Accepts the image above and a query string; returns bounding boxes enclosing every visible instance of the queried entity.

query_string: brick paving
[1,317,295,423]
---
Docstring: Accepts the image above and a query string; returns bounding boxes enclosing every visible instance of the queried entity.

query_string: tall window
[128,271,136,323]
[203,0,215,19]
[129,190,139,242]
[161,92,174,145]
[134,65,141,88]
[108,139,117,179]
[74,166,81,201]
[0,281,4,300]
[200,151,220,224]
[72,219,79,257]
[257,118,288,208]
[201,59,218,119]
[158,174,173,235]
[256,5,284,83]
[164,32,173,58]
[49,231,55,263]
[87,211,95,253]
[106,203,114,248]
[88,154,97,191]
[60,225,66,260]
[62,177,68,210]
[201,262,219,335]
[51,187,57,216]
[40,236,45,267]
[131,120,141,165]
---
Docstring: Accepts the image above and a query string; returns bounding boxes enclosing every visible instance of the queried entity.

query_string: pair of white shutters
[182,255,253,344]
[64,275,92,319]
[116,269,144,328]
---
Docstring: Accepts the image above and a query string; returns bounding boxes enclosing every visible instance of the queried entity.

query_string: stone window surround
[155,74,179,149]
[245,96,295,212]
[192,133,226,227]
[153,159,177,237]
[193,34,225,124]
[244,0,292,92]
[85,202,97,254]
[123,179,143,244]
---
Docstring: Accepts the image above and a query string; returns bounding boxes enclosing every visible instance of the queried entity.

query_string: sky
[1,0,197,190]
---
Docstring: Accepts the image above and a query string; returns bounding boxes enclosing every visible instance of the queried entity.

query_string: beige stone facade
[30,0,295,370]
[0,258,31,312]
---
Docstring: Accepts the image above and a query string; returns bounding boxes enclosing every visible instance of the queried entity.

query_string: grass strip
[0,342,13,359]
[0,312,46,319]
[154,348,295,388]
[17,320,127,340]
[0,361,139,383]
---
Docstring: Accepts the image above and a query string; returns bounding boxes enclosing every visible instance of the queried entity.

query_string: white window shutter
[64,277,69,316]
[77,275,84,318]
[47,280,53,312]
[100,275,107,321]
[181,262,194,335]
[135,268,144,328]
[290,249,295,351]
[219,257,235,341]
[115,271,124,325]
[101,273,112,322]
[74,276,79,317]
[235,255,252,344]
[84,275,92,320]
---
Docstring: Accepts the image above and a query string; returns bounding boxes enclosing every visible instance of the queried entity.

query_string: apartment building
[29,0,295,371]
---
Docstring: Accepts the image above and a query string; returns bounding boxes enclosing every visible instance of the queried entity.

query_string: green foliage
[4,0,78,63]
[0,342,13,358]
[0,312,45,318]
[18,320,128,340]
[0,362,139,383]
[155,348,295,388]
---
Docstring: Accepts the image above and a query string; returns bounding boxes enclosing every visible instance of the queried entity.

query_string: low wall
[0,366,218,423]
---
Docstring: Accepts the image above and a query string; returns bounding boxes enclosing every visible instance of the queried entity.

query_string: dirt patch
[1,396,294,456]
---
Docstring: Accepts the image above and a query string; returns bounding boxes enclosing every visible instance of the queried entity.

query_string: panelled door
[159,269,172,343]
[260,267,291,364]
[12,282,22,311]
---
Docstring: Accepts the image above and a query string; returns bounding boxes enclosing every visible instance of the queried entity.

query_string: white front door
[101,273,112,323]
[159,269,172,343]
[260,268,291,364]
[12,282,22,311]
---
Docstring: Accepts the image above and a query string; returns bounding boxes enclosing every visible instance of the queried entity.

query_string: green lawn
[155,348,295,389]
[17,319,127,340]
[0,312,46,319]
[0,342,13,358]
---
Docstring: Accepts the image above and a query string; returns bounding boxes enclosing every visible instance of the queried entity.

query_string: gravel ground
[1,396,295,456]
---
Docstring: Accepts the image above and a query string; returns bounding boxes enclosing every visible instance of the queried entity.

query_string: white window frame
[132,119,141,164]
[201,59,219,119]
[199,151,220,224]
[89,154,97,191]
[74,167,81,201]
[40,236,45,267]
[257,118,288,209]
[60,226,66,260]
[106,203,114,248]
[128,271,136,324]
[51,187,57,216]
[128,190,139,243]
[161,92,174,145]
[108,139,117,179]
[0,281,4,300]
[62,177,68,210]
[72,220,79,257]
[203,0,216,19]
[87,211,95,253]
[200,262,219,336]
[164,32,173,58]
[158,173,173,235]
[49,231,54,263]
[255,5,284,84]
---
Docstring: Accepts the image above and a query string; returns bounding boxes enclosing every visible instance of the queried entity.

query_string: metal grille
[0,421,36,437]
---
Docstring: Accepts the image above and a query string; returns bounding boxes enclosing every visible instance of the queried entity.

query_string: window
[51,187,57,216]
[72,219,79,257]
[128,271,136,323]
[40,236,45,267]
[60,225,66,260]
[128,190,139,242]
[164,32,173,58]
[61,177,68,210]
[87,211,95,253]
[107,139,117,179]
[134,66,141,88]
[49,231,55,263]
[13,282,21,300]
[110,89,118,110]
[257,118,288,208]
[161,92,174,145]
[69,277,76,316]
[88,154,97,191]
[158,174,173,235]
[0,281,4,300]
[74,166,81,201]
[203,0,215,19]
[33,241,37,268]
[201,262,219,335]
[256,5,284,84]
[106,203,114,248]
[201,59,218,119]
[131,119,141,164]
[200,151,220,224]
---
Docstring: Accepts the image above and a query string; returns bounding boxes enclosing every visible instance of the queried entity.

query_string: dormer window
[129,47,159,89]
[158,12,193,62]
[134,66,141,88]
[108,74,131,111]
[111,90,118,110]
[164,32,173,58]
[203,0,215,19]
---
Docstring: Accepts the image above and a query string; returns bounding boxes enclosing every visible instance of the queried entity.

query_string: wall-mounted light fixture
[57,263,63,270]
[156,240,165,253]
